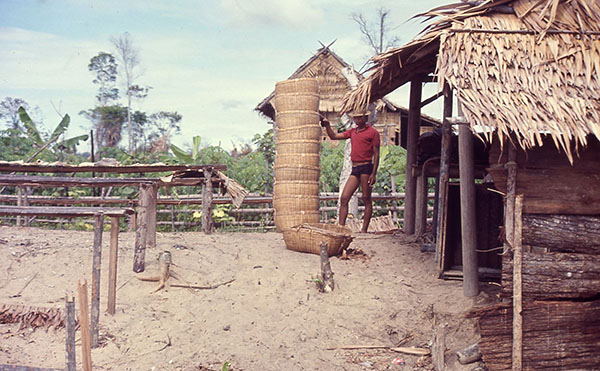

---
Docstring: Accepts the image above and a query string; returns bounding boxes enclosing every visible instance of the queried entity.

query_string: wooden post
[319,242,335,293]
[202,168,214,234]
[414,172,427,237]
[431,174,440,241]
[404,77,423,234]
[107,216,119,315]
[77,280,92,371]
[505,144,517,255]
[133,184,150,273]
[90,213,103,348]
[65,296,76,371]
[457,101,479,297]
[432,316,446,371]
[146,183,158,249]
[512,195,524,371]
[436,85,453,268]
[17,186,22,227]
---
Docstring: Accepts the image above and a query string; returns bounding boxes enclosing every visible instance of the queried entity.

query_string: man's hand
[368,173,376,187]
[320,117,330,127]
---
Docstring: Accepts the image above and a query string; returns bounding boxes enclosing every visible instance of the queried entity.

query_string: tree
[146,111,181,153]
[352,7,400,56]
[0,97,33,131]
[111,32,143,154]
[79,105,127,148]
[88,52,119,106]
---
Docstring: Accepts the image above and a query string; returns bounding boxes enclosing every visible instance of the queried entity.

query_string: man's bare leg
[360,173,373,233]
[339,175,360,226]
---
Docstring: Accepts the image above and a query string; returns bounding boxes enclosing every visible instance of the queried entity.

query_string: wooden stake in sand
[319,242,335,293]
[77,280,92,371]
[65,296,76,371]
[90,213,103,348]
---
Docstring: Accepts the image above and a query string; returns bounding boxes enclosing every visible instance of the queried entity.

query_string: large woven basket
[282,223,354,256]
[275,153,320,168]
[277,125,322,141]
[273,194,320,211]
[274,210,320,232]
[274,164,320,182]
[273,180,319,196]
[275,77,319,95]
[276,111,320,129]
[272,93,320,113]
[276,139,321,155]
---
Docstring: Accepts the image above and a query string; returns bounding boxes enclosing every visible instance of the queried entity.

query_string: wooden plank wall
[479,135,600,369]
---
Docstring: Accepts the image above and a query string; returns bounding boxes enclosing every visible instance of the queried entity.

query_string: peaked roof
[342,0,600,162]
[255,45,401,121]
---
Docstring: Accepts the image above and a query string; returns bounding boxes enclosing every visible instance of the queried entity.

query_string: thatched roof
[255,45,401,120]
[342,0,600,161]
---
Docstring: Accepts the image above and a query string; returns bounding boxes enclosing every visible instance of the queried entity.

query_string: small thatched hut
[255,44,439,146]
[343,0,600,369]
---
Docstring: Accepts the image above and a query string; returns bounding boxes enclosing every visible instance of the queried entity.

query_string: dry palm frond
[0,303,68,330]
[216,171,248,208]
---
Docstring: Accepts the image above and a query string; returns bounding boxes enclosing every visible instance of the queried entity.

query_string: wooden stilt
[90,213,103,348]
[436,85,453,270]
[77,280,92,371]
[458,100,479,297]
[107,216,119,315]
[65,296,76,371]
[404,77,423,234]
[414,173,427,237]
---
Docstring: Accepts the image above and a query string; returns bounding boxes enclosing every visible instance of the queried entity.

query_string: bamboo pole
[457,101,479,297]
[65,296,76,371]
[512,195,524,371]
[77,280,92,371]
[90,213,103,348]
[107,216,119,315]
[404,76,423,234]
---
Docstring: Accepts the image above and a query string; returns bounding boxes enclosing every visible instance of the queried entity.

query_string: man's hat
[350,109,369,118]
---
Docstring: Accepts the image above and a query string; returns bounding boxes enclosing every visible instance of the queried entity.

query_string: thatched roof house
[343,1,600,369]
[256,45,439,146]
[343,0,600,161]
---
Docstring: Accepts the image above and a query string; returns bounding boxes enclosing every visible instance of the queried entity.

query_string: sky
[0,0,448,153]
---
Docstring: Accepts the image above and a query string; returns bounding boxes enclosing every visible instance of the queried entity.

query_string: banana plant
[170,135,202,163]
[18,106,88,161]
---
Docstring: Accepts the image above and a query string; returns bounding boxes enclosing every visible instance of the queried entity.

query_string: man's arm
[321,118,346,140]
[368,145,380,186]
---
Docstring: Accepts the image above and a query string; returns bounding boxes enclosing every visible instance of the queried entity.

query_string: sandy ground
[0,225,494,370]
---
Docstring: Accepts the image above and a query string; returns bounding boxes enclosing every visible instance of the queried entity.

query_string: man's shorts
[350,163,373,177]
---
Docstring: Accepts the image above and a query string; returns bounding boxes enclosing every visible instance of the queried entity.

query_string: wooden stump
[319,242,335,293]
[202,168,214,234]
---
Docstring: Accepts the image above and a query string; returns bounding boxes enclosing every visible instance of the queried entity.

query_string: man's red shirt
[342,125,380,162]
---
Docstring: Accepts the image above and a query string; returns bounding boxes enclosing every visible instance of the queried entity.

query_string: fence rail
[0,192,435,231]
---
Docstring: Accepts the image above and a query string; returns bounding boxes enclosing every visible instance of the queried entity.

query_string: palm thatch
[342,0,600,162]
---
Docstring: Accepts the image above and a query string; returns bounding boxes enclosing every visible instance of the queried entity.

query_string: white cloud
[220,0,323,29]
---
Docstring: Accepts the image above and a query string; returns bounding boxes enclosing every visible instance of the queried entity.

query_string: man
[321,111,380,233]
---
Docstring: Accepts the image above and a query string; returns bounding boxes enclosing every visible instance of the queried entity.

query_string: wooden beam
[403,77,423,234]
[0,205,134,218]
[202,168,214,234]
[0,163,226,173]
[420,91,444,108]
[458,103,479,297]
[133,184,150,273]
[77,280,92,371]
